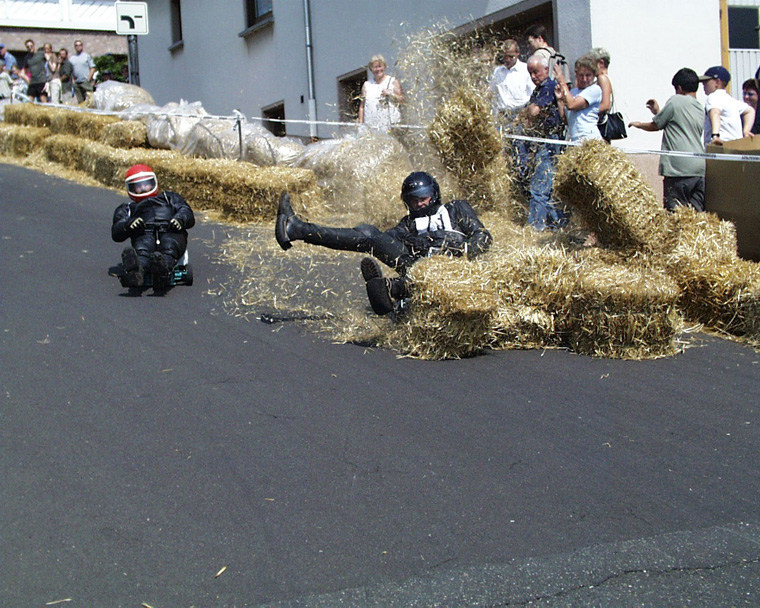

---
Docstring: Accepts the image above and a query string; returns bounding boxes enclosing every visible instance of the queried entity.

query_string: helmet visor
[127,177,157,197]
[403,184,435,204]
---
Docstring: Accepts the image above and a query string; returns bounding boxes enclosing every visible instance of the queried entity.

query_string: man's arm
[741,107,756,138]
[629,120,659,132]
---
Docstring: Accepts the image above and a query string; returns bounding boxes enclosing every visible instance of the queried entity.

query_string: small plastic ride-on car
[114,221,193,292]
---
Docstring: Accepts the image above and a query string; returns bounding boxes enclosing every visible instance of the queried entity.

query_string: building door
[726,0,760,96]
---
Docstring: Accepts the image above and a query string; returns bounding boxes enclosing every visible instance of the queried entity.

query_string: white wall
[590,0,722,151]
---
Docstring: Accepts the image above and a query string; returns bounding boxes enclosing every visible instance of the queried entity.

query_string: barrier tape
[19,99,760,163]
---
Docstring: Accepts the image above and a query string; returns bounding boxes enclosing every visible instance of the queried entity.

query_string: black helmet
[401,171,441,217]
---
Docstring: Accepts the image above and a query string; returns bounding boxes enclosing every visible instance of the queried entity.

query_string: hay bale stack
[554,139,669,252]
[100,120,149,149]
[146,101,207,150]
[3,103,63,128]
[429,87,519,217]
[178,118,243,160]
[90,80,155,112]
[0,124,51,157]
[149,156,324,222]
[387,256,499,359]
[50,110,121,141]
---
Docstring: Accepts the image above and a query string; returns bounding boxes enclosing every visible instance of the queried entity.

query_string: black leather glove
[128,217,145,232]
[437,230,467,254]
[169,218,183,231]
[404,234,433,255]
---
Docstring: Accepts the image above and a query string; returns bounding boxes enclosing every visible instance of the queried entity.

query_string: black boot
[121,247,143,287]
[365,276,410,316]
[150,252,171,291]
[275,192,303,250]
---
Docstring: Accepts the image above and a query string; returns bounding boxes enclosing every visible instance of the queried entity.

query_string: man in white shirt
[489,39,533,118]
[699,66,755,145]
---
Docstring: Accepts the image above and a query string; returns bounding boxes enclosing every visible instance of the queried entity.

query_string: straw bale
[660,207,738,266]
[178,118,243,159]
[0,123,50,157]
[245,133,305,168]
[554,140,669,253]
[100,120,148,149]
[429,87,518,217]
[90,80,155,112]
[146,101,208,150]
[668,256,760,345]
[50,110,121,140]
[385,256,498,359]
[562,258,682,359]
[3,103,63,128]
[295,130,411,228]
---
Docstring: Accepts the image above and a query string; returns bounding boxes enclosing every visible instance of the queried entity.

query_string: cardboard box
[705,136,760,261]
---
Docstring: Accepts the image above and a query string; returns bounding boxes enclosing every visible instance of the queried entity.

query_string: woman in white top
[358,54,404,132]
[554,54,603,142]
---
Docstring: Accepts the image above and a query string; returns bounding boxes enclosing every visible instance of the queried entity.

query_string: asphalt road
[1,162,759,607]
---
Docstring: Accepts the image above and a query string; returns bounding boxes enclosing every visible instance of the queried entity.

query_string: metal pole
[128,34,140,87]
[303,0,317,139]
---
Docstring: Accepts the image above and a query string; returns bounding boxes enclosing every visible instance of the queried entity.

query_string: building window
[169,0,184,51]
[240,0,274,36]
[728,7,759,49]
[337,68,366,123]
[262,101,286,137]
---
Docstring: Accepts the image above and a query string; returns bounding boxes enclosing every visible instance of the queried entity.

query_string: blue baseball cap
[699,66,731,83]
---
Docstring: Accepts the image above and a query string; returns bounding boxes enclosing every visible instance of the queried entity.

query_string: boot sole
[275,192,293,250]
[360,257,383,282]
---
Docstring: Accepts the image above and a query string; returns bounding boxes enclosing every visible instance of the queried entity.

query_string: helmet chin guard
[125,164,159,201]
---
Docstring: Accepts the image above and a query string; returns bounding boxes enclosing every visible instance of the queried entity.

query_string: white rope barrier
[17,99,760,163]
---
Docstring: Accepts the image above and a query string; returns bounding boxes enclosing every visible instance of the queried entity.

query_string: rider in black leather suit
[275,171,492,315]
[112,164,195,289]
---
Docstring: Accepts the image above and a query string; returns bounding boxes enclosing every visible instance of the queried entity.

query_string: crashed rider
[275,171,492,315]
[112,164,195,289]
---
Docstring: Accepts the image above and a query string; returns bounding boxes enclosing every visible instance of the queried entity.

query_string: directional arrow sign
[115,1,149,36]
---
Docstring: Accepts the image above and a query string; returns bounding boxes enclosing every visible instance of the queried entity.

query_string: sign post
[115,2,149,87]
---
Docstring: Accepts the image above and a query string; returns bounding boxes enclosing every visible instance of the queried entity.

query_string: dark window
[262,102,286,137]
[169,0,184,51]
[728,7,759,49]
[245,0,273,28]
[337,68,366,123]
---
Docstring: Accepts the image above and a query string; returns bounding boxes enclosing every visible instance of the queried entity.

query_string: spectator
[554,54,603,142]
[57,48,73,102]
[522,53,568,231]
[699,66,754,145]
[120,63,130,83]
[741,78,760,135]
[489,39,534,118]
[23,40,48,102]
[590,47,613,115]
[275,172,492,315]
[20,39,35,72]
[358,54,404,132]
[0,44,18,74]
[11,64,29,98]
[69,39,95,104]
[42,43,61,104]
[0,64,12,99]
[629,68,705,212]
[525,24,571,85]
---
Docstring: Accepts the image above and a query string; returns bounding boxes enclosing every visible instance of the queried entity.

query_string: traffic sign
[115,2,149,36]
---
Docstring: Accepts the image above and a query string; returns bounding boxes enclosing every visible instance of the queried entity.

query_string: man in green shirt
[629,68,705,211]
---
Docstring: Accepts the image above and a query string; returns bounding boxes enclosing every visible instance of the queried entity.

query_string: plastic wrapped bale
[294,129,411,228]
[100,120,148,149]
[429,87,519,218]
[146,101,207,150]
[178,117,243,159]
[382,256,499,359]
[245,132,306,167]
[119,103,164,123]
[90,80,155,112]
[0,124,50,157]
[554,139,669,253]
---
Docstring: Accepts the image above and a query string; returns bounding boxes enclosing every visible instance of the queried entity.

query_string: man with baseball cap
[699,66,755,145]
